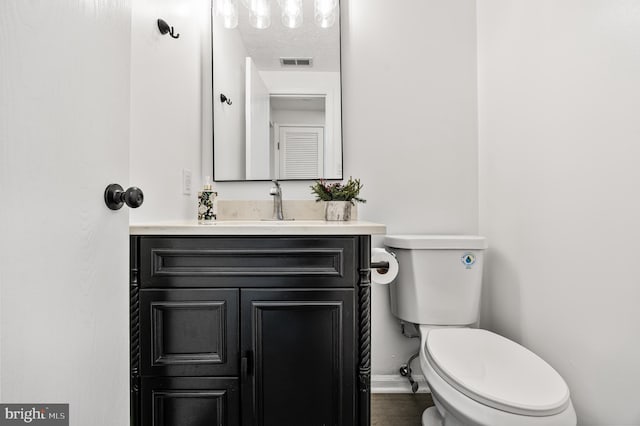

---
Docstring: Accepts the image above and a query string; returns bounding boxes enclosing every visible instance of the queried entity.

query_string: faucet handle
[270,179,281,195]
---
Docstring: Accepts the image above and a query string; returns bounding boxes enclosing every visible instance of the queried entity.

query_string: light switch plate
[182,169,192,195]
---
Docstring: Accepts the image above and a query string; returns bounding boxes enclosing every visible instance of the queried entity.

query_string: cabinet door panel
[241,289,355,426]
[140,289,239,376]
[141,377,239,426]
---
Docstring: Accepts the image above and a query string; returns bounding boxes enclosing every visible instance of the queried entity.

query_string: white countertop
[130,220,386,236]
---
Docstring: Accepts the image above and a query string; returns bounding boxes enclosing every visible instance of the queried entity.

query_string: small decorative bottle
[198,176,217,224]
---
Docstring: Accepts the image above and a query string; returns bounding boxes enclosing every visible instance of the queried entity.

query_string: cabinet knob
[104,184,144,210]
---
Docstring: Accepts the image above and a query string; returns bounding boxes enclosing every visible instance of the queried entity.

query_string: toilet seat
[425,328,570,417]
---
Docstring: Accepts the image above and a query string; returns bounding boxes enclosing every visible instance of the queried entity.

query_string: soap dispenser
[198,176,217,224]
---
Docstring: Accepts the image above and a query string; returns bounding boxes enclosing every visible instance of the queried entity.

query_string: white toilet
[384,235,577,426]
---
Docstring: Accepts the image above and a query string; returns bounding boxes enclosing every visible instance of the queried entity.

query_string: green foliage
[310,177,366,204]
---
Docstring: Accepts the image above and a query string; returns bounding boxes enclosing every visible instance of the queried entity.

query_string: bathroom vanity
[129,221,385,426]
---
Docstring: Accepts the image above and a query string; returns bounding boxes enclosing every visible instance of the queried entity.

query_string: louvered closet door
[279,126,324,179]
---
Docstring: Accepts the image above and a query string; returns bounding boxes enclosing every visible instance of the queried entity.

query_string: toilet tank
[384,235,487,326]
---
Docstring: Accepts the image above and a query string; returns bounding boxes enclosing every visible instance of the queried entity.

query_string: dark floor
[371,393,434,426]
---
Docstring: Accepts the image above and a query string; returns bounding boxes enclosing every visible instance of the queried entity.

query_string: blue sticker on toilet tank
[461,252,476,268]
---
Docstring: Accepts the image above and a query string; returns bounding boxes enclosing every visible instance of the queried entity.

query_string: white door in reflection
[245,57,271,179]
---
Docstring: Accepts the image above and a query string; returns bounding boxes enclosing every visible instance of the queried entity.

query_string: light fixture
[314,0,337,28]
[277,0,303,29]
[216,0,239,29]
[220,0,337,30]
[242,0,271,29]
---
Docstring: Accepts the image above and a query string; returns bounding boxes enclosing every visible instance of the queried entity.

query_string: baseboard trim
[371,374,430,394]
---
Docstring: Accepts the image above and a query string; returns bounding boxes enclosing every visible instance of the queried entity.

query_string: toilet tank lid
[384,235,487,250]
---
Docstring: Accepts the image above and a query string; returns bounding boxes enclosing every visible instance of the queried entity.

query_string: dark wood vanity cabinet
[130,235,372,426]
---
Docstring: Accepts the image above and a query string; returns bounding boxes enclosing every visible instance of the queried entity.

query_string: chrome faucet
[269,180,284,220]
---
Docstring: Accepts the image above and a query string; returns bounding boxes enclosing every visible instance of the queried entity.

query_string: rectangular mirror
[212,0,342,181]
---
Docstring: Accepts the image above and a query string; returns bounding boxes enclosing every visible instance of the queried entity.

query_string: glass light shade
[216,0,239,28]
[314,0,337,28]
[278,0,303,29]
[315,11,335,28]
[248,0,271,29]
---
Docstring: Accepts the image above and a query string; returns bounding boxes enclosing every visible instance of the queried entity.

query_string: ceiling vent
[280,57,313,67]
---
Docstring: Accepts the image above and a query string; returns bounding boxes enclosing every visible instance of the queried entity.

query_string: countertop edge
[129,220,386,236]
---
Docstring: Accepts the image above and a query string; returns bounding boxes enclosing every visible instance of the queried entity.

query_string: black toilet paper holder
[371,260,390,271]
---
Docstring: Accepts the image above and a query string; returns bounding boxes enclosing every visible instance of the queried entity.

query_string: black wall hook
[157,19,180,39]
[220,94,232,105]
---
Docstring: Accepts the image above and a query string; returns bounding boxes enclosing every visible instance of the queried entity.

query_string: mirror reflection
[213,0,342,181]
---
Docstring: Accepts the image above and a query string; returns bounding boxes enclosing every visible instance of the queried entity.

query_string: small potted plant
[310,177,366,221]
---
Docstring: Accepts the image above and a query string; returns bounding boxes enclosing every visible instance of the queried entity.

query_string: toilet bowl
[383,235,576,426]
[418,326,576,426]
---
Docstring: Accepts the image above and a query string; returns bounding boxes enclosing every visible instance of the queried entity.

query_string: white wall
[343,0,478,376]
[271,109,324,125]
[129,0,206,222]
[478,1,640,424]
